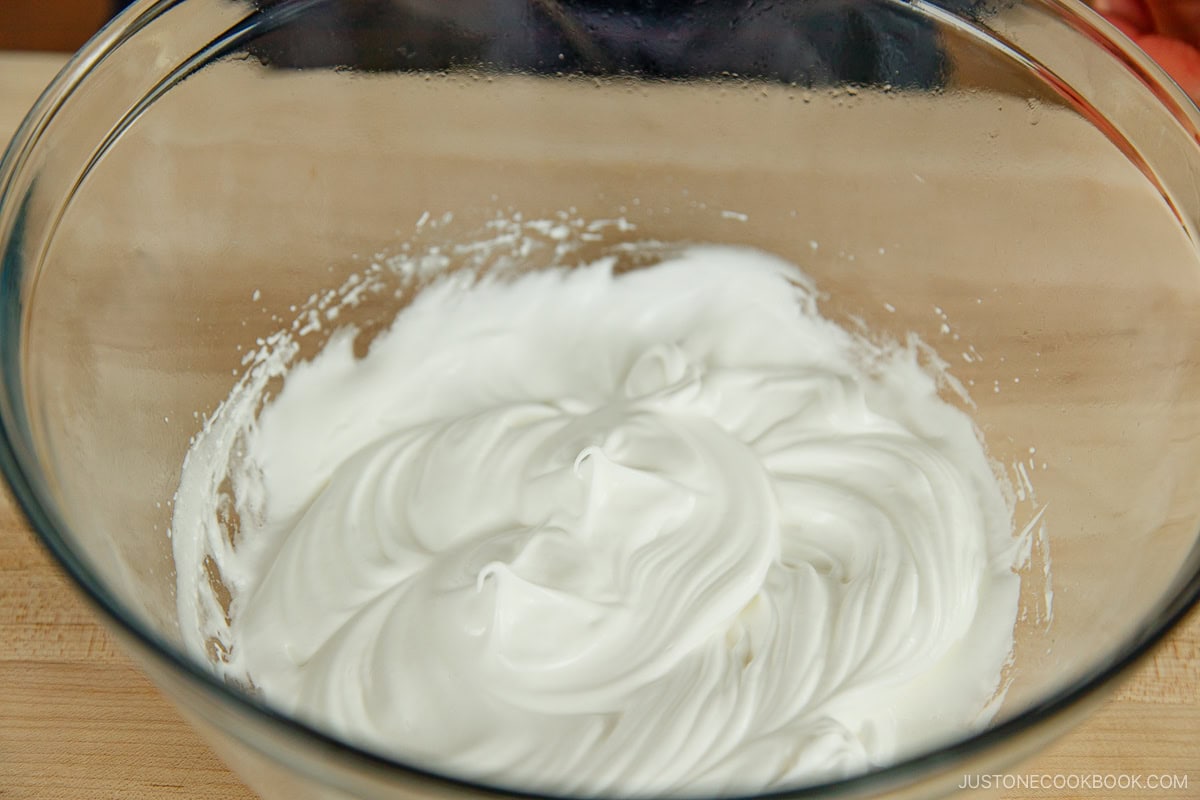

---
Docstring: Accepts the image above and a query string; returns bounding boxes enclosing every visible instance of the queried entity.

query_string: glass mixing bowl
[3,0,1200,798]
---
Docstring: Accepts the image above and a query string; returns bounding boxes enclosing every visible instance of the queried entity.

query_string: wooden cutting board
[0,50,1197,800]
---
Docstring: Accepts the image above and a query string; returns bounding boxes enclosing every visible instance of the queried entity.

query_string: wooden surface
[1,49,1199,800]
[0,2,112,53]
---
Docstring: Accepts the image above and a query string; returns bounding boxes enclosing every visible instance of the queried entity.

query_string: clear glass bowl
[2,1,1200,798]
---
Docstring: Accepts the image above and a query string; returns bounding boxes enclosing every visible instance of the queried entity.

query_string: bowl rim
[3,0,1200,797]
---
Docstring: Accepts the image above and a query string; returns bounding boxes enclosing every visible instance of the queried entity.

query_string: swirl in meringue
[174,244,1021,796]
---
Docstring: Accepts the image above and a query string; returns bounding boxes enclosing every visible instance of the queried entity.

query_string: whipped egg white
[173,244,1022,795]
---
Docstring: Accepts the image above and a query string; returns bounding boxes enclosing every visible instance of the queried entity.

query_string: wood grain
[0,50,1197,800]
[0,50,254,800]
